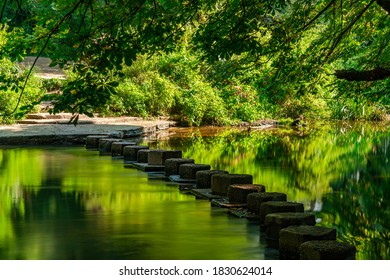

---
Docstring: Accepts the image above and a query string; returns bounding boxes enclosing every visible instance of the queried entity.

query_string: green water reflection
[0,147,266,260]
[151,122,390,259]
[0,122,389,259]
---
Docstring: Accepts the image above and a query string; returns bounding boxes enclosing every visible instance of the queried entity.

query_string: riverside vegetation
[0,1,389,125]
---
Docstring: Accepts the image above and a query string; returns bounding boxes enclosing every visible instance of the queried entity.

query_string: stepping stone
[99,138,122,155]
[179,164,211,180]
[228,184,266,203]
[300,240,356,260]
[279,225,337,259]
[211,174,253,196]
[85,135,109,150]
[137,149,151,163]
[123,146,149,162]
[165,158,195,176]
[265,212,316,248]
[260,201,304,226]
[247,192,287,215]
[111,141,136,157]
[196,170,229,189]
[148,150,182,165]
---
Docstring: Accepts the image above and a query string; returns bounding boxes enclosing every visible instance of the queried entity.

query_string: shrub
[0,58,44,124]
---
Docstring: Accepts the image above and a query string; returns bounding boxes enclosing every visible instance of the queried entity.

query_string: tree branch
[0,0,7,22]
[335,67,390,81]
[326,0,375,60]
[299,0,336,32]
[376,0,390,14]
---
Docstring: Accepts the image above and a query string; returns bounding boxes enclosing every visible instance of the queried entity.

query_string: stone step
[164,158,195,176]
[247,192,287,215]
[265,212,316,248]
[260,201,305,226]
[148,150,182,165]
[123,146,150,162]
[195,170,229,189]
[279,225,337,259]
[299,240,356,260]
[211,174,253,196]
[227,184,266,204]
[179,164,211,180]
[111,142,136,157]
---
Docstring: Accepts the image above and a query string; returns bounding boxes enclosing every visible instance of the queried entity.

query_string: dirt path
[20,56,66,79]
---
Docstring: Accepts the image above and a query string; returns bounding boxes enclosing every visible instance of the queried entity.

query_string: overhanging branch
[376,0,390,14]
[335,67,390,81]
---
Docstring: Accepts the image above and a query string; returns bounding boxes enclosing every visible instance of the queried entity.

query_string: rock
[196,170,229,189]
[123,146,149,162]
[164,158,195,176]
[179,164,211,180]
[299,240,356,260]
[211,174,253,196]
[85,135,109,150]
[260,201,305,226]
[227,184,266,203]
[147,150,182,165]
[247,192,287,215]
[279,225,337,259]
[265,212,316,248]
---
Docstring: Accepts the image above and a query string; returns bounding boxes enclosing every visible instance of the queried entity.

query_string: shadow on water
[0,121,389,259]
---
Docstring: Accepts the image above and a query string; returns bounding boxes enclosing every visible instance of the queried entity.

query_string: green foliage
[0,1,389,124]
[47,64,119,121]
[0,59,44,123]
[98,51,230,126]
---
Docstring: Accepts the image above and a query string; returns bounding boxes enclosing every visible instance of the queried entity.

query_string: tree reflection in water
[1,122,389,259]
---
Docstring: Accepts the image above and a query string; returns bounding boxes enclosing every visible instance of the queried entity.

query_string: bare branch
[335,67,390,81]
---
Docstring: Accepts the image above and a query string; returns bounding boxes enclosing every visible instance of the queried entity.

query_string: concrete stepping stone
[299,240,356,260]
[196,170,229,189]
[148,150,182,165]
[123,146,149,162]
[265,212,316,248]
[99,138,123,155]
[111,141,136,157]
[228,184,266,203]
[164,158,195,176]
[260,201,305,226]
[85,135,109,150]
[137,149,151,163]
[247,192,287,215]
[279,225,337,259]
[211,174,253,196]
[179,164,211,180]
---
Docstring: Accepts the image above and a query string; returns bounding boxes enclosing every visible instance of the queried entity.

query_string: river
[0,122,389,259]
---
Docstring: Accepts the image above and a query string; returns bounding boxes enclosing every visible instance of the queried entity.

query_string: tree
[0,0,389,120]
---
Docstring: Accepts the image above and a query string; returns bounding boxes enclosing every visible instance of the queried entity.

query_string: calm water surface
[0,122,389,259]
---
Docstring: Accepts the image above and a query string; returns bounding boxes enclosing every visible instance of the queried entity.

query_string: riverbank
[0,113,176,145]
[0,113,280,145]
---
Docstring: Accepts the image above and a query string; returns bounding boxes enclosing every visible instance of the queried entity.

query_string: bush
[0,58,44,124]
[101,51,230,125]
[174,81,229,126]
[277,93,331,120]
